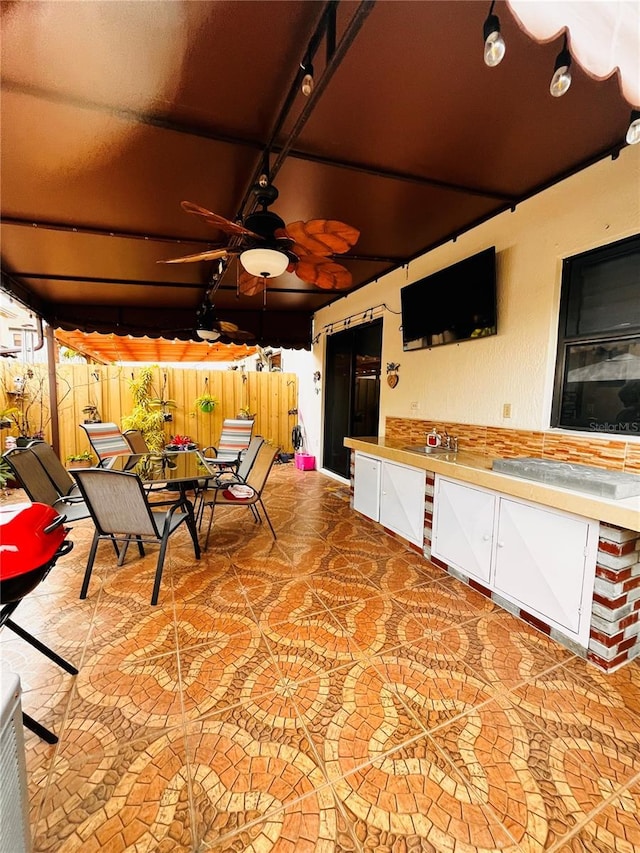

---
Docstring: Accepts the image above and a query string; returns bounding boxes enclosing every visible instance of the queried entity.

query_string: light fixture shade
[196,326,220,342]
[626,110,640,145]
[483,13,505,67]
[240,247,289,278]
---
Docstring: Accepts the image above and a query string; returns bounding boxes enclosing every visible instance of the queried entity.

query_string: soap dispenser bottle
[426,428,441,449]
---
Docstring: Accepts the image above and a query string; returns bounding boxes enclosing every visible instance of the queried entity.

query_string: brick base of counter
[588,524,640,671]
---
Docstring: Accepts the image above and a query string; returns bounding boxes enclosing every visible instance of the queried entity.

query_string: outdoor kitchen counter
[344,436,640,533]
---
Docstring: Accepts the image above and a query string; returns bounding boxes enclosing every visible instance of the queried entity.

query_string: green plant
[237,405,254,419]
[0,405,19,430]
[150,372,177,421]
[121,367,167,452]
[0,457,13,490]
[194,392,219,414]
[1,371,46,438]
[66,450,94,463]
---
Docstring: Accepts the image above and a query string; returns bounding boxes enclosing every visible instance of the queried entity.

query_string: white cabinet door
[493,498,593,637]
[353,453,381,521]
[432,477,496,583]
[379,461,426,546]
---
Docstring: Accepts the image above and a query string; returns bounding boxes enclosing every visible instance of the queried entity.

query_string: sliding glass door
[322,320,382,478]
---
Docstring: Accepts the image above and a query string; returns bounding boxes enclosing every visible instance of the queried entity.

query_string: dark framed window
[551,234,640,436]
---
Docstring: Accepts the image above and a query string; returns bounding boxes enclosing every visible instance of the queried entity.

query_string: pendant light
[626,110,640,145]
[483,1,505,68]
[300,59,314,97]
[550,35,572,98]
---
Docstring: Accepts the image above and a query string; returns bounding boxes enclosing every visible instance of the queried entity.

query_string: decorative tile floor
[2,465,639,852]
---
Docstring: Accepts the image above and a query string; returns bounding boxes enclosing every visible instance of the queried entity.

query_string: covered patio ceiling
[1,1,637,350]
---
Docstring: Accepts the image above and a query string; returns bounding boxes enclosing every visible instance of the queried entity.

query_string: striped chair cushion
[83,423,132,458]
[214,419,254,461]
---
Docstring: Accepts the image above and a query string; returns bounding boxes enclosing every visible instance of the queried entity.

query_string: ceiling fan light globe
[240,248,289,278]
[196,327,221,342]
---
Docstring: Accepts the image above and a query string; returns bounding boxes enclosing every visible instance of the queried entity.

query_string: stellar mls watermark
[589,422,639,432]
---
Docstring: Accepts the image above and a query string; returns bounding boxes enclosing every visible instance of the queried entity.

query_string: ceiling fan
[158,176,360,296]
[194,301,255,344]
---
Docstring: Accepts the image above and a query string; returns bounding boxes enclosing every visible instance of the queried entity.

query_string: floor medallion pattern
[1,465,638,851]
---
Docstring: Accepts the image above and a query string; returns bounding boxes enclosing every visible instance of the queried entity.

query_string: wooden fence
[1,362,298,463]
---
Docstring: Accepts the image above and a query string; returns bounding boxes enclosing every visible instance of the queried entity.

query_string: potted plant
[121,367,167,452]
[194,392,219,414]
[150,372,177,421]
[66,450,94,468]
[82,405,101,424]
[166,434,196,451]
[237,406,255,420]
[0,405,18,430]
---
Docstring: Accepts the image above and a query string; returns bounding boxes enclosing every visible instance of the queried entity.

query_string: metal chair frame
[73,467,200,605]
[195,435,265,527]
[26,439,82,501]
[3,446,90,523]
[201,418,255,472]
[199,443,279,551]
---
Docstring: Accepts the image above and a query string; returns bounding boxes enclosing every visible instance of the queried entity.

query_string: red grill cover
[0,503,67,581]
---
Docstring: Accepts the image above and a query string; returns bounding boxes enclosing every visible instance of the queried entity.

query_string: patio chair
[80,422,131,467]
[195,435,265,527]
[123,429,150,454]
[199,443,279,551]
[123,429,184,504]
[201,418,254,472]
[26,439,82,501]
[72,467,200,605]
[3,446,90,524]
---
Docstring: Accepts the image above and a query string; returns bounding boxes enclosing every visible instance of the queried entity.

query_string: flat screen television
[400,247,497,351]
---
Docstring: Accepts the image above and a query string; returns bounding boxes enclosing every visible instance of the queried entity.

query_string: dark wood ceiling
[0,1,632,349]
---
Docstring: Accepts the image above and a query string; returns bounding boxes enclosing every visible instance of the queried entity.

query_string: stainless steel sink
[402,445,454,455]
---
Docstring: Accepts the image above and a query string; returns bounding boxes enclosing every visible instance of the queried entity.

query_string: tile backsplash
[385,418,640,474]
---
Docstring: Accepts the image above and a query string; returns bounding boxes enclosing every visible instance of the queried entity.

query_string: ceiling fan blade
[294,256,353,289]
[238,269,266,297]
[283,219,360,257]
[217,320,240,334]
[181,201,260,238]
[157,248,230,264]
[221,328,255,343]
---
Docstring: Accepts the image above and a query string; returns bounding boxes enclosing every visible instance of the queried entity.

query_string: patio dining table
[105,450,219,558]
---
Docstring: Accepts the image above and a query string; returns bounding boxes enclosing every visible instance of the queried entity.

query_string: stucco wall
[307,144,639,466]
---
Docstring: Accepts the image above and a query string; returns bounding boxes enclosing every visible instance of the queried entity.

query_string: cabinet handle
[497,541,505,548]
[482,534,491,541]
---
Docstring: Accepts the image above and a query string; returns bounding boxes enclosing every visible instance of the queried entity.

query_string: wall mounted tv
[400,247,497,351]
